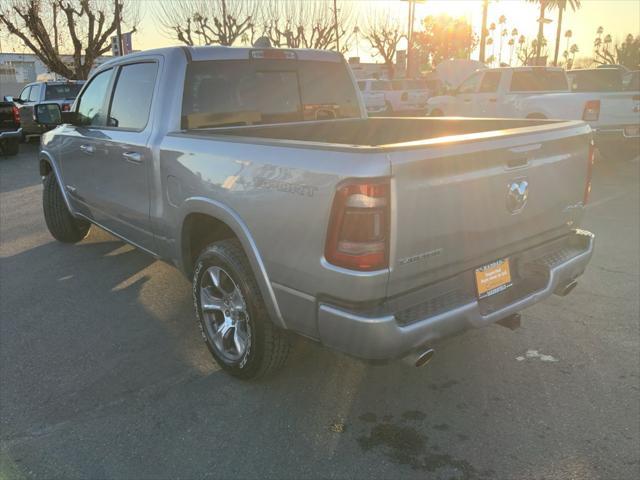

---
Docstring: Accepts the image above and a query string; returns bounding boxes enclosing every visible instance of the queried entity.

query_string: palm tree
[479,0,490,63]
[547,0,581,66]
[498,15,507,65]
[489,22,496,61]
[509,28,519,65]
[564,29,572,55]
[526,0,551,61]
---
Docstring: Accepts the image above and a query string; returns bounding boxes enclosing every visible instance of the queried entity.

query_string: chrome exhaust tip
[403,348,435,367]
[555,280,578,297]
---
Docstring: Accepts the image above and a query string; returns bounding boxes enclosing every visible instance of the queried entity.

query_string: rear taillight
[325,179,390,271]
[584,139,596,205]
[61,103,71,112]
[582,100,600,121]
[11,105,20,124]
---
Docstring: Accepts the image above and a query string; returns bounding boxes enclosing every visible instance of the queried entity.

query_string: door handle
[122,151,143,164]
[79,144,94,154]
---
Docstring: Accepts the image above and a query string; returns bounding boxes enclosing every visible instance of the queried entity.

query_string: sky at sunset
[2,0,639,64]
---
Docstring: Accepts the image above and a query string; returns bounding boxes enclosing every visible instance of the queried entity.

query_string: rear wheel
[193,239,290,379]
[0,138,19,156]
[385,101,394,115]
[430,109,444,117]
[526,113,547,119]
[42,174,90,243]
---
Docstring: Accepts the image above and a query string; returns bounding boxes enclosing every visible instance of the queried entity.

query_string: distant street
[1,144,639,480]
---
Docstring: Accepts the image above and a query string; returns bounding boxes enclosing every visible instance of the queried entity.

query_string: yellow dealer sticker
[475,258,512,299]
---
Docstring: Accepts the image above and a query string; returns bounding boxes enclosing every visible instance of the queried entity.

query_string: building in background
[0,52,110,98]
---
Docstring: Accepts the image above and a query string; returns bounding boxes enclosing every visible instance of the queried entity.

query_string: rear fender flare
[179,196,287,329]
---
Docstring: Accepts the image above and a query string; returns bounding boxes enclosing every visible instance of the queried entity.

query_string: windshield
[44,83,84,100]
[182,59,360,129]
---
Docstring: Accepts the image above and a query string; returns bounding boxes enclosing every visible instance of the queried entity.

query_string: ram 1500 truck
[34,46,595,379]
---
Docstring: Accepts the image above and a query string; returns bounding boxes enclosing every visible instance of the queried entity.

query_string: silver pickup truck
[35,46,595,379]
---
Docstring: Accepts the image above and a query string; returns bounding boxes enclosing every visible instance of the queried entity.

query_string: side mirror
[3,95,14,103]
[34,103,62,126]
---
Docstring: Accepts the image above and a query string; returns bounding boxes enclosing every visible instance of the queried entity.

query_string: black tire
[385,101,393,114]
[42,174,90,243]
[526,113,547,119]
[430,109,443,117]
[193,239,290,379]
[0,138,19,156]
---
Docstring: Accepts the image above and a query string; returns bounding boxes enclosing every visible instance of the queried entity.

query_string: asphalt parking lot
[1,143,639,480]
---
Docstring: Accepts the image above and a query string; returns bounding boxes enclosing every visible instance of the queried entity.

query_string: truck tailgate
[387,123,592,296]
[598,92,640,126]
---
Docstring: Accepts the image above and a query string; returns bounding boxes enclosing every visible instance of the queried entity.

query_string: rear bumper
[317,230,595,360]
[0,128,22,140]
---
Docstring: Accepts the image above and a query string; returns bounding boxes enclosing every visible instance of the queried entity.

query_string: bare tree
[155,0,257,47]
[0,0,139,79]
[362,13,403,78]
[259,0,353,52]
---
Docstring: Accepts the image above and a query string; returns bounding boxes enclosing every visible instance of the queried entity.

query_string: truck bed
[185,117,578,148]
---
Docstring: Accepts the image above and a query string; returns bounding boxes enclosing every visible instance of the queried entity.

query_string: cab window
[107,62,158,130]
[28,85,40,102]
[19,86,31,102]
[479,71,501,93]
[76,69,112,127]
[457,72,482,94]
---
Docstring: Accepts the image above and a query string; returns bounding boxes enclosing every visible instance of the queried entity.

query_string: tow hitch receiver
[496,313,521,330]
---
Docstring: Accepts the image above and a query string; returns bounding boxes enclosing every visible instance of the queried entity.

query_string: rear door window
[107,62,158,130]
[510,70,568,91]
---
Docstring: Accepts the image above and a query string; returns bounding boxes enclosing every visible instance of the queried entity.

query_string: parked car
[356,80,386,115]
[0,99,21,156]
[10,80,84,139]
[392,78,430,105]
[566,68,640,160]
[34,46,595,379]
[427,66,639,160]
[359,78,426,114]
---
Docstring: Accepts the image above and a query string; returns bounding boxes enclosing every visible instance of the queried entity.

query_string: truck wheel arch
[39,154,75,214]
[179,198,287,329]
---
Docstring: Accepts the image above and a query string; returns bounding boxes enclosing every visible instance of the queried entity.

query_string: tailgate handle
[507,156,529,168]
[506,144,541,168]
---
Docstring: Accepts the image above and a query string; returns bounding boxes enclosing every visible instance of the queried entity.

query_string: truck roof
[477,66,565,73]
[98,45,345,70]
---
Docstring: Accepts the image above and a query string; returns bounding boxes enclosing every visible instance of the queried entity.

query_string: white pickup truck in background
[358,78,427,115]
[427,66,640,159]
